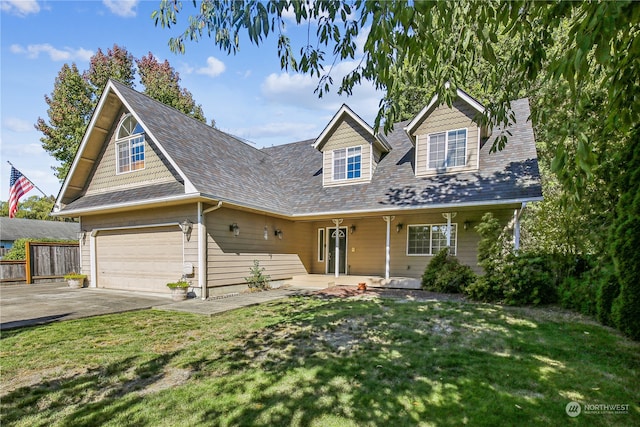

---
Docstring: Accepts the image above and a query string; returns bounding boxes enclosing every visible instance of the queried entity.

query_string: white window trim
[425,127,468,171]
[406,223,458,256]
[115,136,146,175]
[332,145,363,182]
[317,228,325,262]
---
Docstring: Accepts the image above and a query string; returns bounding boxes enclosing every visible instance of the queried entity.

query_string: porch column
[332,219,343,278]
[383,216,395,280]
[442,212,457,248]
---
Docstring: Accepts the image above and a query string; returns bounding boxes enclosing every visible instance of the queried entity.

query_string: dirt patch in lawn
[312,285,466,302]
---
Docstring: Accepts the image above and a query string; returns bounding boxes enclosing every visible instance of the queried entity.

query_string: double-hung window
[427,128,466,169]
[333,146,361,181]
[116,114,145,174]
[407,224,457,255]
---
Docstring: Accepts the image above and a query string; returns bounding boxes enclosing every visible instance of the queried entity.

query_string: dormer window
[427,128,467,169]
[116,114,145,174]
[333,146,361,181]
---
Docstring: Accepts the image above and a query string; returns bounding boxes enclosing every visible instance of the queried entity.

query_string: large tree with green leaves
[0,195,73,221]
[36,44,209,181]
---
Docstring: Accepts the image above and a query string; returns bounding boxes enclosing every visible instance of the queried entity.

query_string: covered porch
[283,274,421,290]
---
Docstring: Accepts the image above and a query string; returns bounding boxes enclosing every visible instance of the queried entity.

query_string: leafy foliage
[0,196,74,220]
[36,44,209,181]
[244,260,271,291]
[466,213,558,306]
[3,238,76,261]
[421,248,475,294]
[610,132,640,340]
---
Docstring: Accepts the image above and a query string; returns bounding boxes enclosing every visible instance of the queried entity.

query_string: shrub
[596,266,620,327]
[245,260,271,291]
[421,248,475,294]
[166,279,190,289]
[502,252,557,306]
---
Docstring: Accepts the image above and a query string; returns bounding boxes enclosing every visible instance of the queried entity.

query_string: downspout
[513,202,527,251]
[199,201,223,300]
[383,216,395,280]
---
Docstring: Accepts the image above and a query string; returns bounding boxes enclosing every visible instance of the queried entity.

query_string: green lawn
[1,294,638,426]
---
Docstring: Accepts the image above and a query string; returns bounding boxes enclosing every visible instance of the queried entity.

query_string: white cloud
[10,43,93,62]
[260,60,383,121]
[1,0,40,16]
[196,56,226,78]
[102,0,138,18]
[3,117,33,133]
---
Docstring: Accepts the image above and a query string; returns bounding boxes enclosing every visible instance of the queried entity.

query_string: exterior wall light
[350,225,356,234]
[180,219,193,241]
[464,221,471,230]
[264,226,269,240]
[76,231,86,242]
[229,223,240,237]
[396,223,403,233]
[274,229,283,239]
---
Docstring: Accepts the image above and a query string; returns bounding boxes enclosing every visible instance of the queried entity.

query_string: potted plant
[64,272,87,289]
[166,279,190,301]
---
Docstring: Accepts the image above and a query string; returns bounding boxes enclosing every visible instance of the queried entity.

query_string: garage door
[96,226,182,292]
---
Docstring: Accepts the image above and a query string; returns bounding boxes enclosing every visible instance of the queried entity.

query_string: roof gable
[404,86,486,144]
[313,104,392,153]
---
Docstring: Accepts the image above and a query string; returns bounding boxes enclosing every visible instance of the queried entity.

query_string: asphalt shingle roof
[61,81,542,216]
[0,217,79,242]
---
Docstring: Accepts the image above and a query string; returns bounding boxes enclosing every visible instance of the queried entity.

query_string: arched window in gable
[115,114,145,173]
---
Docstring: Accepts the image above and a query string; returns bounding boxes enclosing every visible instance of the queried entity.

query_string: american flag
[9,166,34,218]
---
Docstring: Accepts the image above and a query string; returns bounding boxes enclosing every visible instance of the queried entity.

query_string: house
[0,217,79,250]
[52,79,542,297]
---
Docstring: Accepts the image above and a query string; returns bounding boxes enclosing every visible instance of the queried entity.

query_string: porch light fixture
[396,223,403,233]
[274,229,283,239]
[76,231,86,242]
[229,223,240,237]
[180,219,193,241]
[350,225,356,234]
[264,226,269,240]
[464,221,471,230]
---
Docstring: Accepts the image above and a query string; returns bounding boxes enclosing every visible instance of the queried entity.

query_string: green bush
[3,238,76,260]
[502,252,557,306]
[245,260,271,291]
[466,213,559,306]
[421,248,475,294]
[596,267,620,327]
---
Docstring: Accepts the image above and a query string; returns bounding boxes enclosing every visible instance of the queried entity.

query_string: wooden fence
[0,242,79,284]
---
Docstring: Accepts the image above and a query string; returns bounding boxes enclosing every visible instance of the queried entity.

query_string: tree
[85,44,136,100]
[35,63,94,180]
[0,195,73,221]
[136,52,206,122]
[36,44,210,182]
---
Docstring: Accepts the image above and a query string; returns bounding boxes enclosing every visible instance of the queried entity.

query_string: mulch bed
[312,285,466,302]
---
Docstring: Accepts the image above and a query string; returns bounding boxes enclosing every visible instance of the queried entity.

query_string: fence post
[25,241,33,284]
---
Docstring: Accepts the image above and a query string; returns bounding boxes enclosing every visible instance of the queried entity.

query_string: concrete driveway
[1,282,173,330]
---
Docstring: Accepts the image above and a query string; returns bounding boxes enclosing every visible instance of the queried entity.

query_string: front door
[327,227,347,274]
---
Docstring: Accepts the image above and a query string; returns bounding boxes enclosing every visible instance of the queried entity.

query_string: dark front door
[327,227,347,274]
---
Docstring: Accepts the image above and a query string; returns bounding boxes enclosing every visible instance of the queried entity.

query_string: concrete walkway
[0,282,314,331]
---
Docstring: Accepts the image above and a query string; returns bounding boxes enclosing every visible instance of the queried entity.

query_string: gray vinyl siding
[86,111,177,195]
[413,99,480,177]
[205,208,311,292]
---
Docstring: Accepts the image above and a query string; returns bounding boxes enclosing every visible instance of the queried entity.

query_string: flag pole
[7,160,49,198]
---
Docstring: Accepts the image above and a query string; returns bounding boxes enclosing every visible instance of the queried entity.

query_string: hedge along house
[52,79,542,298]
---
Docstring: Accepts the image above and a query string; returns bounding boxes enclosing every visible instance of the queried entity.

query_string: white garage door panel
[97,227,182,292]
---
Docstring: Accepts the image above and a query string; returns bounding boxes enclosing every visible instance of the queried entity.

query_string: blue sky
[1,0,381,201]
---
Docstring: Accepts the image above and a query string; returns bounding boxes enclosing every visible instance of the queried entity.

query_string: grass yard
[1,294,638,426]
